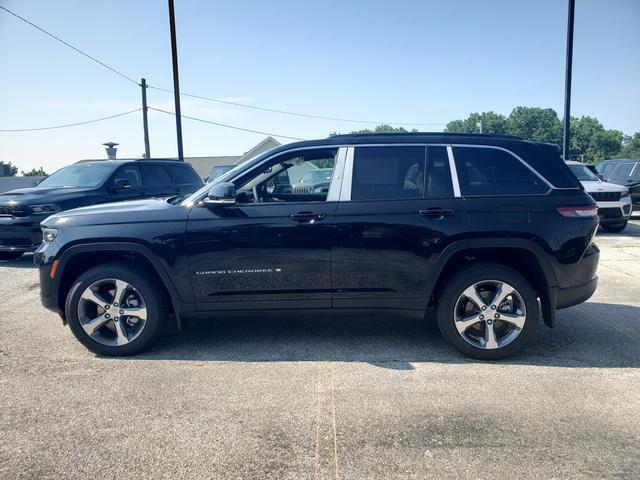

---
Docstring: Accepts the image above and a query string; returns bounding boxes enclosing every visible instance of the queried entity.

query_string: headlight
[30,204,60,214]
[621,190,629,198]
[42,228,59,243]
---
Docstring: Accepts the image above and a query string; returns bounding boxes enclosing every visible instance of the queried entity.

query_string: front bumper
[596,198,632,224]
[0,215,43,252]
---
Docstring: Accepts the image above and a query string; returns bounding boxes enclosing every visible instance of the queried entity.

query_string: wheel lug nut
[105,305,110,310]
[105,313,110,319]
[114,317,119,322]
[479,314,484,320]
[119,310,124,315]
[113,302,119,307]
[495,313,500,318]
[481,306,487,311]
[491,305,496,310]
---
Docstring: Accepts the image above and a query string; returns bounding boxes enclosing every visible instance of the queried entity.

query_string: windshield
[300,169,332,184]
[37,163,117,188]
[568,164,599,182]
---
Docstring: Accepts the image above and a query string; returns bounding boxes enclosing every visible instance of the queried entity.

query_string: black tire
[0,251,23,261]
[601,221,627,233]
[65,261,169,356]
[436,263,538,360]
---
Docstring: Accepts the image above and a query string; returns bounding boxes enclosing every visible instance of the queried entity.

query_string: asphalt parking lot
[1,221,640,479]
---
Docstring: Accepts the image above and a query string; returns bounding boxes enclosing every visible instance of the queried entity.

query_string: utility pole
[167,0,184,162]
[562,0,576,160]
[476,121,483,134]
[141,78,151,158]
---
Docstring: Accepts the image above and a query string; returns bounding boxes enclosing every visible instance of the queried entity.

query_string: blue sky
[1,0,639,172]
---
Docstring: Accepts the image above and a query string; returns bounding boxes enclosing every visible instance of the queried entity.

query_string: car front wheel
[437,264,538,360]
[65,262,168,356]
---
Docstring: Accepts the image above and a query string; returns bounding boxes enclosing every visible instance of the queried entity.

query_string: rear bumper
[556,275,598,310]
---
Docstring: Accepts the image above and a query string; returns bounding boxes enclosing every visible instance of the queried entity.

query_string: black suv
[0,159,202,259]
[598,159,640,204]
[35,133,599,359]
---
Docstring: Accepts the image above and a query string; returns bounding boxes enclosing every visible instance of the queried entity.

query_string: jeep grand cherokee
[35,133,599,359]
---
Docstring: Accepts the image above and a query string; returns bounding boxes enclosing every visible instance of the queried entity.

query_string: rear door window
[453,146,548,196]
[351,146,425,201]
[167,164,199,184]
[141,165,173,186]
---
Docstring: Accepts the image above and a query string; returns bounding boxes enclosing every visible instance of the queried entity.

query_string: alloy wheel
[453,280,527,350]
[77,278,148,347]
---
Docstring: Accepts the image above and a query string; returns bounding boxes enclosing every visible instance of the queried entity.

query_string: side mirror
[204,176,210,183]
[110,179,131,192]
[597,174,605,181]
[203,182,236,205]
[33,178,43,186]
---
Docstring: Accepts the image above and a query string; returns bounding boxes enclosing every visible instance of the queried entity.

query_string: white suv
[566,161,632,232]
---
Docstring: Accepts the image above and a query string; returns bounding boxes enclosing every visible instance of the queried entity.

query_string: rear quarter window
[453,146,549,196]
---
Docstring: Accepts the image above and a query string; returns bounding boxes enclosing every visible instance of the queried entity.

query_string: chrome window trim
[340,147,354,201]
[326,147,347,202]
[446,145,462,197]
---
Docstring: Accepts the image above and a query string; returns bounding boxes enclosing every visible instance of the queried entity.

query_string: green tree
[0,161,18,176]
[21,167,48,176]
[617,132,640,158]
[445,111,508,134]
[330,124,417,136]
[506,107,563,145]
[569,116,622,162]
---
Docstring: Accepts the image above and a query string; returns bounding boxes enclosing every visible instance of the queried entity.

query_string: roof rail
[329,131,524,140]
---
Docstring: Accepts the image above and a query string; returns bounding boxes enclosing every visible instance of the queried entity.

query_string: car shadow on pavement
[597,219,640,237]
[119,301,640,370]
[0,253,35,269]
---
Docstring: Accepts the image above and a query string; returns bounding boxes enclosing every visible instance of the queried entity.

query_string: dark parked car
[36,133,599,359]
[598,159,640,204]
[204,164,234,183]
[0,159,202,259]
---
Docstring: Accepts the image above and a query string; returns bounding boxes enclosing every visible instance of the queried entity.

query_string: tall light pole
[168,0,184,162]
[562,0,576,160]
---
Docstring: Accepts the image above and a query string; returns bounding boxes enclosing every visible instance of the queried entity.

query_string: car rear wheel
[0,251,23,261]
[437,264,538,360]
[65,262,168,356]
[601,221,627,233]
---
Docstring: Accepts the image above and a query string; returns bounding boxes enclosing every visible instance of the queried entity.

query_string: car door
[108,165,146,201]
[331,144,468,309]
[187,147,345,310]
[140,164,178,197]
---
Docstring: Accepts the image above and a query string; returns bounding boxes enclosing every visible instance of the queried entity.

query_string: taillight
[556,206,598,218]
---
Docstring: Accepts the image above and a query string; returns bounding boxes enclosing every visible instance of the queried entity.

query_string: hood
[0,186,99,205]
[42,197,188,228]
[580,180,628,194]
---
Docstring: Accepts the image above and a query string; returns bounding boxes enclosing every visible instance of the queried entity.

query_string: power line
[0,5,139,85]
[0,109,142,132]
[148,85,446,126]
[148,106,305,141]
